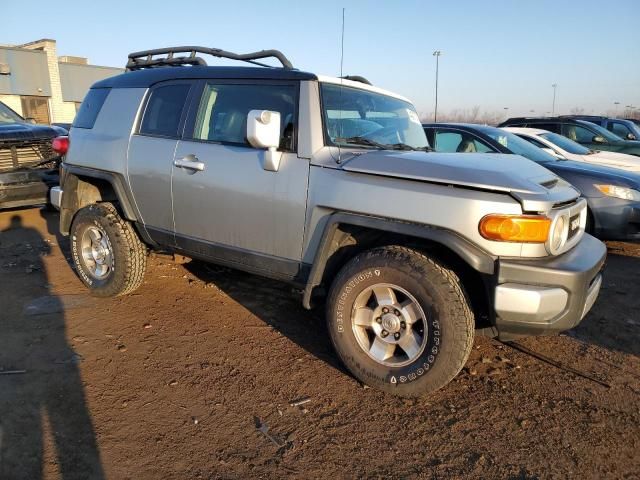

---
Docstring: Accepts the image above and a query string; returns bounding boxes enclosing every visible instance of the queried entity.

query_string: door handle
[174,155,205,172]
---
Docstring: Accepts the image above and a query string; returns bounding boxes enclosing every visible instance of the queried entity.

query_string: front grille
[0,139,58,172]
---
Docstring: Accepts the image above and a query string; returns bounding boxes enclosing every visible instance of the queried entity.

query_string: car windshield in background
[540,132,591,155]
[0,102,24,124]
[477,125,558,163]
[577,120,624,142]
[320,83,429,150]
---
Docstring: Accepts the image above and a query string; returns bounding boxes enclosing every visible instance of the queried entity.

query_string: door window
[609,122,632,139]
[139,84,191,138]
[192,83,296,151]
[434,131,494,153]
[562,124,599,143]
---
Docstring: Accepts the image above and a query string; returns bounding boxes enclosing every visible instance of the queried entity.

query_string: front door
[171,81,309,278]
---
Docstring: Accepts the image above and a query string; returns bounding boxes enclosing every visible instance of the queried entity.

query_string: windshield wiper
[335,136,431,152]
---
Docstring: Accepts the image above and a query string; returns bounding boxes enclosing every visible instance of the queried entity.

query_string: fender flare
[302,212,496,309]
[60,165,140,234]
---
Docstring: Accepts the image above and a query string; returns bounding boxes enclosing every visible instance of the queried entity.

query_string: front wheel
[70,202,147,297]
[326,246,474,397]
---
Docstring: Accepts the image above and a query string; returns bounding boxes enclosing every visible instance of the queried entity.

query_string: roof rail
[126,46,294,71]
[340,75,372,85]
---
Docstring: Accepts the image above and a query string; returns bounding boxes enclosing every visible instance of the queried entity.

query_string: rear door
[127,81,194,243]
[171,80,309,277]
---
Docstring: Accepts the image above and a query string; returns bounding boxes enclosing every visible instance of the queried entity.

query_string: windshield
[476,125,558,163]
[540,132,591,155]
[320,83,429,150]
[577,120,624,141]
[0,102,24,124]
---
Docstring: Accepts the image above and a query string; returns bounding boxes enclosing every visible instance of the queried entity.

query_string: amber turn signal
[479,214,551,243]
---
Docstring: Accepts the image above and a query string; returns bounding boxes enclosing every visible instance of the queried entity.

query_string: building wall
[0,47,51,97]
[20,39,76,123]
[59,62,123,103]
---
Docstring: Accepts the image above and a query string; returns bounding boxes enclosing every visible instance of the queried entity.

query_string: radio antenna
[336,7,346,164]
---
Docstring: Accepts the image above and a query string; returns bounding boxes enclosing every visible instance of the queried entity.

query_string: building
[0,39,122,124]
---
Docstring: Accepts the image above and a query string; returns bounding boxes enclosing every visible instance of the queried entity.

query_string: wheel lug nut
[400,321,406,329]
[382,307,389,314]
[376,317,382,324]
[394,309,400,316]
[394,332,400,340]
[381,330,388,337]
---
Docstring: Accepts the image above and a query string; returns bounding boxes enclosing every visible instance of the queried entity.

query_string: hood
[0,122,67,142]
[545,159,640,187]
[341,150,580,211]
[585,151,640,172]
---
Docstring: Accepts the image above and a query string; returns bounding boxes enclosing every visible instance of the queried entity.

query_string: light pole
[551,84,558,115]
[614,101,620,117]
[433,50,442,122]
[503,107,509,119]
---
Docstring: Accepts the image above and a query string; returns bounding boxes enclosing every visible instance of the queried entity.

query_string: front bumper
[590,196,640,241]
[493,234,606,340]
[50,186,62,210]
[0,168,59,209]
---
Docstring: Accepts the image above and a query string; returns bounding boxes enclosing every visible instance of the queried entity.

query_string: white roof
[316,75,412,103]
[502,126,550,136]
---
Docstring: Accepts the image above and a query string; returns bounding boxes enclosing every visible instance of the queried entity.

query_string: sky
[3,0,639,119]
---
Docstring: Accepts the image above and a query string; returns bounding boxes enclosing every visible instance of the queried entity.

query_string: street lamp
[551,84,558,115]
[614,101,620,117]
[433,50,442,122]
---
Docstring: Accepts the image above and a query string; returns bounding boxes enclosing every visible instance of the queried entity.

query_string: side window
[562,124,599,143]
[139,84,191,138]
[609,122,631,139]
[433,131,461,152]
[73,88,110,129]
[192,83,296,151]
[434,131,494,153]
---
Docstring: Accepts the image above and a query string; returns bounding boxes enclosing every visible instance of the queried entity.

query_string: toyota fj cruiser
[51,47,606,396]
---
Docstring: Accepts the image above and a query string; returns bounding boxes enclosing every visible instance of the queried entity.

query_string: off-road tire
[327,245,474,397]
[70,202,147,297]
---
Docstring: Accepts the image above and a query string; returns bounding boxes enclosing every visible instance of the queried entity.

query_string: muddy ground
[0,207,638,480]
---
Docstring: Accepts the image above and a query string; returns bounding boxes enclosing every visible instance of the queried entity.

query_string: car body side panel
[303,165,524,264]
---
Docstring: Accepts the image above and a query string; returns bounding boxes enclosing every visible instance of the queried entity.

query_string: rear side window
[73,88,110,129]
[139,84,191,138]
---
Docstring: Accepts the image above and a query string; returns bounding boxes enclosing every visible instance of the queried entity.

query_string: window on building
[20,96,50,124]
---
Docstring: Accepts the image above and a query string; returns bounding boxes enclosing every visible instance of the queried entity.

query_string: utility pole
[551,84,558,115]
[433,50,442,122]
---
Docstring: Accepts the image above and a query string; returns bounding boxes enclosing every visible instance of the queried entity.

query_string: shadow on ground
[0,210,104,480]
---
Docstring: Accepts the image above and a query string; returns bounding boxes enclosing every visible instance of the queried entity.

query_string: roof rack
[340,75,372,85]
[126,46,294,71]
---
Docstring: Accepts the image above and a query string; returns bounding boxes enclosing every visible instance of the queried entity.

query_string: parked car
[51,46,605,397]
[423,123,640,241]
[0,101,67,209]
[560,115,640,141]
[503,127,640,172]
[498,117,640,157]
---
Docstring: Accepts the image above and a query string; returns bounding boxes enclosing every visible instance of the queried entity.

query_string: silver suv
[51,47,606,397]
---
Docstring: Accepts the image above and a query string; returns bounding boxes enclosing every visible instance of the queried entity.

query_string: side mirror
[627,133,637,141]
[247,110,282,171]
[592,135,606,144]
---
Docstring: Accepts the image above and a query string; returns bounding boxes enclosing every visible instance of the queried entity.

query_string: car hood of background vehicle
[544,159,640,187]
[0,122,67,142]
[585,151,640,172]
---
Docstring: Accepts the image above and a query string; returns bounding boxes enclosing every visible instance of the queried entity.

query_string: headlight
[549,214,569,254]
[594,185,640,201]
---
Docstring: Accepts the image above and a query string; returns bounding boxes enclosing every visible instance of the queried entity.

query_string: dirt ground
[0,207,638,480]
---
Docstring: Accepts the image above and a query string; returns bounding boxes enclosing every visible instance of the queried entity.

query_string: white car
[503,127,640,173]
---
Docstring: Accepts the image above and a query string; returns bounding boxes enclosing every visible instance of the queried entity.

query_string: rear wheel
[326,246,474,397]
[70,202,147,297]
